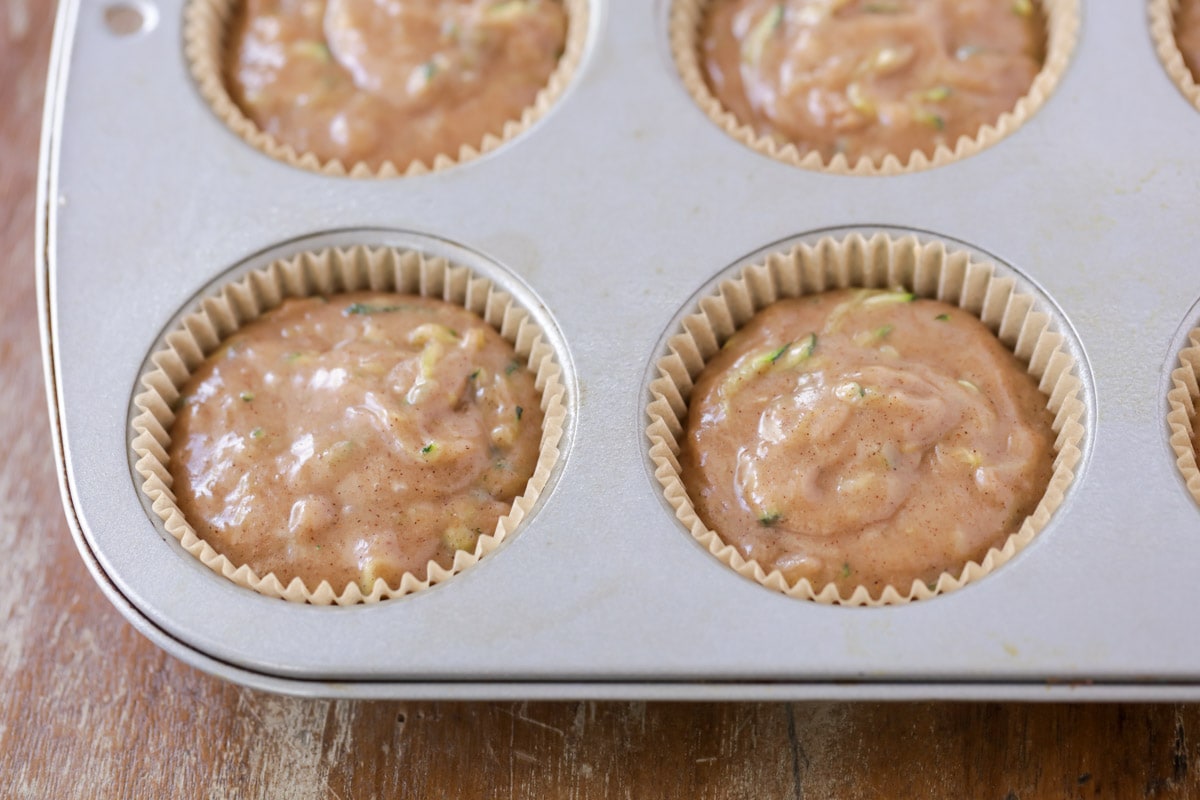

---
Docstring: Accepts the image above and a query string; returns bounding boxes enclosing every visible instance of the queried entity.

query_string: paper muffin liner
[668,0,1079,175]
[1167,326,1200,505]
[130,245,568,605]
[645,231,1086,605]
[184,0,589,177]
[1150,0,1200,111]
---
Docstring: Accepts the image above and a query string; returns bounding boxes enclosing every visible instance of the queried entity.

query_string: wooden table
[3,3,1198,797]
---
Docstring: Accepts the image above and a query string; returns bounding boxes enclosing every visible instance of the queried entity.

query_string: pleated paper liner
[184,0,589,177]
[668,0,1079,175]
[645,231,1086,605]
[1150,0,1200,112]
[130,245,567,605]
[1167,327,1200,505]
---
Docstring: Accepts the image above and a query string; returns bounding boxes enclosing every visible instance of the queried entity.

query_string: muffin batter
[169,293,544,593]
[700,0,1045,164]
[680,289,1056,597]
[1177,0,1200,81]
[226,0,568,169]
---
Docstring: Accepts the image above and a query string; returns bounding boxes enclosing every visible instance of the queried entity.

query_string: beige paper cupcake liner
[130,245,567,605]
[1167,327,1200,504]
[184,0,589,177]
[1150,0,1200,111]
[645,231,1086,605]
[669,0,1079,175]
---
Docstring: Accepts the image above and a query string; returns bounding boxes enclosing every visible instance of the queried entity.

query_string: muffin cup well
[1150,0,1200,112]
[645,231,1086,605]
[1167,326,1200,504]
[184,0,589,177]
[668,0,1079,175]
[130,244,568,605]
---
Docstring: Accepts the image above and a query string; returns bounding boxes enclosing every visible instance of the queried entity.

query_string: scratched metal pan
[37,0,1200,699]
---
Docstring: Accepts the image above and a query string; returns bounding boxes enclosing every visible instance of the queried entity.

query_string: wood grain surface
[4,2,1200,798]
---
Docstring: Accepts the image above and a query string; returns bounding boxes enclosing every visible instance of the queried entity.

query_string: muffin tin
[36,0,1200,699]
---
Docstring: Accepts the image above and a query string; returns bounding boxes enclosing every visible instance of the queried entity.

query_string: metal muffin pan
[37,0,1200,699]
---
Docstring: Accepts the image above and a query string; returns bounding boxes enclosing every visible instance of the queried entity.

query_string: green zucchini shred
[916,111,945,130]
[292,41,330,62]
[487,0,531,19]
[862,290,915,306]
[344,302,405,316]
[766,342,791,364]
[777,334,817,368]
[741,3,784,64]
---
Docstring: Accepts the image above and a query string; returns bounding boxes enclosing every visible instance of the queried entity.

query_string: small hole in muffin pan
[103,2,157,36]
[125,228,578,605]
[643,224,1096,606]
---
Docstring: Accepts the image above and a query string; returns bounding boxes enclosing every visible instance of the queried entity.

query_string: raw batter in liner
[1177,0,1200,82]
[169,293,544,593]
[226,0,567,170]
[700,0,1045,164]
[680,289,1056,597]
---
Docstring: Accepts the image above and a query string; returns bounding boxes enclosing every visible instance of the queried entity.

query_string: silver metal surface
[38,0,1200,698]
